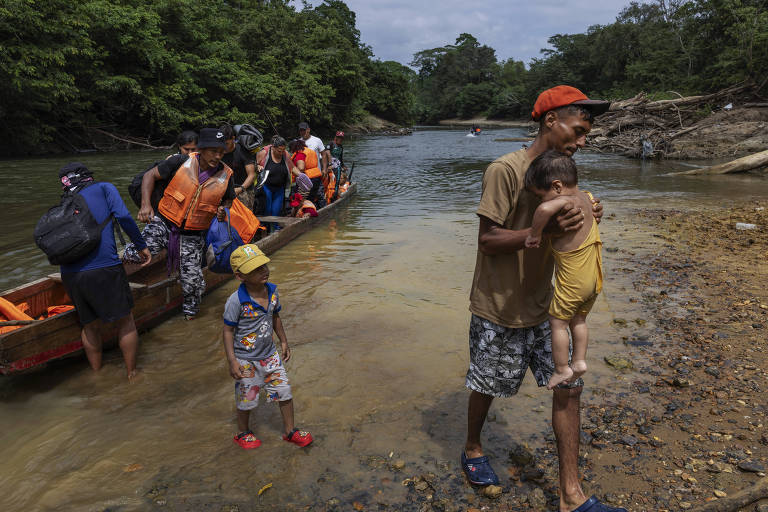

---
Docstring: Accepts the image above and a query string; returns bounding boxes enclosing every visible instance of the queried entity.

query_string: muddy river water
[1,129,767,511]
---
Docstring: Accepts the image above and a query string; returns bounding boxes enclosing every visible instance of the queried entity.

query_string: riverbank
[4,137,768,511]
[378,201,768,512]
[588,84,768,161]
[438,117,531,128]
[344,113,413,136]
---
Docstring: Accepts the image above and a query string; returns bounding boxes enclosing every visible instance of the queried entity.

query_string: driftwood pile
[587,82,763,159]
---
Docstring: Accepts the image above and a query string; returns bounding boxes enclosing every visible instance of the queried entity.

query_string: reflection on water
[1,130,767,509]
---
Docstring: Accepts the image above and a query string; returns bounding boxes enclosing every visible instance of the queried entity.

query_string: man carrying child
[462,85,626,512]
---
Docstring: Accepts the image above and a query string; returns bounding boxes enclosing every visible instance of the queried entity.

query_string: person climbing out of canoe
[54,163,152,379]
[122,128,237,320]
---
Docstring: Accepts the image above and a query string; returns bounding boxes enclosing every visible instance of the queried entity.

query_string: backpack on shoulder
[128,161,166,210]
[34,183,122,265]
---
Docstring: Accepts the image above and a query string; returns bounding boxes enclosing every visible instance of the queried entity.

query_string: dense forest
[412,0,768,123]
[2,0,767,154]
[0,0,414,155]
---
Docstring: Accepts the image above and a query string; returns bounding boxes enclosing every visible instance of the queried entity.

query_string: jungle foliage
[0,0,416,154]
[411,0,768,123]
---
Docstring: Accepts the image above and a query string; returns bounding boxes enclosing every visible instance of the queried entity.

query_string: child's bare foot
[547,366,574,390]
[570,360,587,381]
[127,369,139,382]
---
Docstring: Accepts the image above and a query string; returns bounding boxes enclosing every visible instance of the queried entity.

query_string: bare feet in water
[547,366,574,390]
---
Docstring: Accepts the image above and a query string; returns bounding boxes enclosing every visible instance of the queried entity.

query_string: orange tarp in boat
[0,297,34,334]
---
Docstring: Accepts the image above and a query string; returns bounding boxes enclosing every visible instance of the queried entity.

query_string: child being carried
[524,150,603,389]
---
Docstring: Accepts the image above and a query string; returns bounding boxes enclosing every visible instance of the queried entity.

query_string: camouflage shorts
[465,314,583,397]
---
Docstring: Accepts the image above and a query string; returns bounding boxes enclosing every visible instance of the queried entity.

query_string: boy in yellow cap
[223,244,313,449]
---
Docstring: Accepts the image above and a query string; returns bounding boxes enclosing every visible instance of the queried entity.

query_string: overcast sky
[296,0,639,67]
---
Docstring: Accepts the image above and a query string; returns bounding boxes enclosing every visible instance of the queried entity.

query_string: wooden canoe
[0,184,357,375]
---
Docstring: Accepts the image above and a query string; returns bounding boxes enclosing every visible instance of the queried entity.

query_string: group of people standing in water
[49,123,350,383]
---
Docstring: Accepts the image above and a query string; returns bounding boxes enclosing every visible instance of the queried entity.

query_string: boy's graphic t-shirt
[223,282,281,360]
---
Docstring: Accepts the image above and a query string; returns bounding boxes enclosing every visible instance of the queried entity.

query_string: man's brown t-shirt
[469,149,554,328]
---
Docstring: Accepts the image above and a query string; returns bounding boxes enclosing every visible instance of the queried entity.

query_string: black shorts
[61,264,134,325]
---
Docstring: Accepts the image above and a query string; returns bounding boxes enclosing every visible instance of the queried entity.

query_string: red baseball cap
[335,131,345,137]
[531,85,610,121]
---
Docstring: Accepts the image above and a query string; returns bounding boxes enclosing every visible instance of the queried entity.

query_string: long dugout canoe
[0,184,357,375]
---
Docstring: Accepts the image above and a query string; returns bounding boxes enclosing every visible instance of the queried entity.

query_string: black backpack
[128,161,166,210]
[34,183,117,265]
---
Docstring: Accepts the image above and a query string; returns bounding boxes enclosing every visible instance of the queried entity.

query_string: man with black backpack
[42,163,151,379]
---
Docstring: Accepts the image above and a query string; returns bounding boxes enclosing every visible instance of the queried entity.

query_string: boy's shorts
[235,351,293,411]
[465,314,583,397]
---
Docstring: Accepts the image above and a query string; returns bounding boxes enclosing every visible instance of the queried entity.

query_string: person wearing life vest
[297,122,328,205]
[323,131,348,202]
[288,138,307,176]
[289,173,318,219]
[338,172,350,195]
[255,136,300,232]
[123,127,237,319]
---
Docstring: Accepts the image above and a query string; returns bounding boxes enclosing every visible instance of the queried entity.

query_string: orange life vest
[323,172,336,204]
[229,198,265,243]
[158,153,233,231]
[301,148,322,179]
[339,182,350,194]
[296,199,318,218]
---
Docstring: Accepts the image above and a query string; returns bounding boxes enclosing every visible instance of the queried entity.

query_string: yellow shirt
[469,150,554,328]
[549,219,603,320]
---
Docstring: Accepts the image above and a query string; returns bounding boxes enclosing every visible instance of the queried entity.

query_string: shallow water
[1,130,767,510]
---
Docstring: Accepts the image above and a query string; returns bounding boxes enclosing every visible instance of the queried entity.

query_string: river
[1,128,767,511]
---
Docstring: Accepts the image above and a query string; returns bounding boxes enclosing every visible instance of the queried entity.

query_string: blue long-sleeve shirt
[60,182,147,274]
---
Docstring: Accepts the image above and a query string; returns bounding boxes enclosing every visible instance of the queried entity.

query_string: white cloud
[294,0,636,66]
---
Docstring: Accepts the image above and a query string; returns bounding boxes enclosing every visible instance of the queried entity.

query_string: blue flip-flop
[570,495,628,512]
[461,452,500,486]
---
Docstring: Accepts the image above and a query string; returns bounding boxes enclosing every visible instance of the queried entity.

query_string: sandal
[233,430,261,449]
[570,495,628,512]
[461,452,499,486]
[283,428,313,447]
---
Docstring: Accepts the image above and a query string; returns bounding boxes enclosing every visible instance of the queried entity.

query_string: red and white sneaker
[233,430,261,449]
[283,428,313,447]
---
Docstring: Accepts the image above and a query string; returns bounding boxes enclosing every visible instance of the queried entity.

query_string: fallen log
[90,128,172,150]
[669,149,768,175]
[641,83,752,111]
[691,476,768,512]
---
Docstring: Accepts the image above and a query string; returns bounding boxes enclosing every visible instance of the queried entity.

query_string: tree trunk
[669,149,768,175]
[691,476,768,511]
